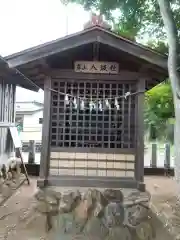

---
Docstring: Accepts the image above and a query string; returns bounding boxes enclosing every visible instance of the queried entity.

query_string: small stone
[103,189,124,202]
[102,202,125,228]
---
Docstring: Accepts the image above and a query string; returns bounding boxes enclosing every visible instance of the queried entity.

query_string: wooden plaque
[74,61,119,74]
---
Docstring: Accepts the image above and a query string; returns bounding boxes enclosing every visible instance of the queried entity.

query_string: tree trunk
[157,0,180,192]
[174,98,180,191]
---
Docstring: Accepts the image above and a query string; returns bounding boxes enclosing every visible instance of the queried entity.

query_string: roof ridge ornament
[84,13,111,30]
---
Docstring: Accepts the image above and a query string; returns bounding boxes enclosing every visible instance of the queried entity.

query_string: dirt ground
[0,176,177,240]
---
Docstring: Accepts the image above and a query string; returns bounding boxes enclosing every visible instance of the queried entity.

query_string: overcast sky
[0,0,90,102]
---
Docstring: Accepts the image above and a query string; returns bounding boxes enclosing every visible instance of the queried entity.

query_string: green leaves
[67,0,179,141]
[68,0,180,48]
[145,82,175,141]
[145,82,174,120]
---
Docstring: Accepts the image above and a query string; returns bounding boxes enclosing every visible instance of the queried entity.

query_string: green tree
[69,0,180,43]
[145,81,174,141]
[67,0,180,188]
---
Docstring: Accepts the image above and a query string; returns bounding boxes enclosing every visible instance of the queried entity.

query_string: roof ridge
[5,26,166,61]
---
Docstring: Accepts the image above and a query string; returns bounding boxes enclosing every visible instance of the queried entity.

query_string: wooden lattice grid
[50,79,136,149]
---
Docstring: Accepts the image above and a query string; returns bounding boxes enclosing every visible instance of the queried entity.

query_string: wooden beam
[39,77,51,187]
[51,69,152,81]
[46,176,138,189]
[135,78,146,191]
[0,122,15,127]
[139,63,167,76]
[96,30,167,69]
[27,74,46,80]
[6,33,99,68]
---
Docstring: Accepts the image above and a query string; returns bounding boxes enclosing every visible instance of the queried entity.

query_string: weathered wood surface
[0,82,16,166]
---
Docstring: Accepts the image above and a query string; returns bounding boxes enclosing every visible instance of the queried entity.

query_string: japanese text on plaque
[74,61,119,74]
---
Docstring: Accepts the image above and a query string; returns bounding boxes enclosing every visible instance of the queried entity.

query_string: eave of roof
[5,26,168,72]
[0,56,39,92]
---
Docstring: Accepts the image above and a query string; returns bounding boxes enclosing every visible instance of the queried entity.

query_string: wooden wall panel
[49,152,135,178]
[0,81,16,166]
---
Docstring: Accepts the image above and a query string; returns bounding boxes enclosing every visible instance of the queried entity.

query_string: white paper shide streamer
[89,100,93,111]
[115,98,119,110]
[105,99,111,109]
[73,97,77,109]
[63,91,131,111]
[80,99,85,110]
[65,94,69,105]
[99,100,102,111]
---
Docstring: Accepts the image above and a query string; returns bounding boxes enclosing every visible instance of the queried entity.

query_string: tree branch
[157,0,180,99]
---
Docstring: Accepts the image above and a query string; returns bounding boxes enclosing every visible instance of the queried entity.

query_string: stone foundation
[0,158,24,205]
[34,187,155,240]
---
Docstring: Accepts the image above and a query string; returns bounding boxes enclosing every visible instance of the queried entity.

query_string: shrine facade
[5,18,167,191]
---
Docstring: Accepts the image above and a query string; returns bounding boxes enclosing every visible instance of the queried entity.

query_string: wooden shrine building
[0,56,39,165]
[5,16,168,191]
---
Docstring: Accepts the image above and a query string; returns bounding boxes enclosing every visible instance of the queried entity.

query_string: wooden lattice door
[49,78,137,187]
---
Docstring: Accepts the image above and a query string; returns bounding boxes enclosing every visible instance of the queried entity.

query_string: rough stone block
[102,202,125,228]
[34,188,152,239]
[83,217,109,239]
[59,190,81,213]
[106,227,132,240]
[103,189,124,202]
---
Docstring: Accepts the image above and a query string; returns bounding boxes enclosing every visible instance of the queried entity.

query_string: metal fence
[22,142,41,152]
[144,143,174,168]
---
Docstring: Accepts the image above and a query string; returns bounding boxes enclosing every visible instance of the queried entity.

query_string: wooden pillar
[28,140,35,164]
[164,143,171,176]
[135,79,145,191]
[151,143,157,168]
[38,77,51,188]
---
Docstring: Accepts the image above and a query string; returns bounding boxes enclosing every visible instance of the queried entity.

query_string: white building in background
[15,101,43,143]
